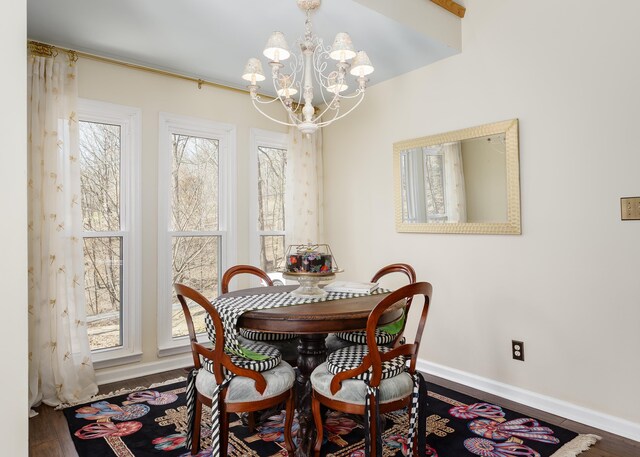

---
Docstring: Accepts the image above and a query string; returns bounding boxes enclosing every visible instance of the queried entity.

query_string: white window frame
[157,113,236,356]
[401,147,449,223]
[78,99,142,368]
[249,129,287,281]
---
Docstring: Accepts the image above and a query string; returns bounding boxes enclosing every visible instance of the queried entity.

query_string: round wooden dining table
[227,284,405,457]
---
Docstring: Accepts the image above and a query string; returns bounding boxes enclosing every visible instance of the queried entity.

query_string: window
[158,113,236,354]
[400,147,448,223]
[250,129,287,281]
[78,99,141,367]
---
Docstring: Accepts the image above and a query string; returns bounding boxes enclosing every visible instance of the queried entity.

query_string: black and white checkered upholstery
[335,328,397,345]
[201,341,282,375]
[327,345,406,381]
[239,328,297,341]
[209,288,390,356]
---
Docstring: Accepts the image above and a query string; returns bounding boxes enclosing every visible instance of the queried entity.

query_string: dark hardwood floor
[29,369,639,457]
[29,368,187,457]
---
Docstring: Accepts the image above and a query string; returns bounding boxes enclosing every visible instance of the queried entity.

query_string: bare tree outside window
[79,121,123,350]
[424,154,446,219]
[257,146,286,273]
[170,134,220,337]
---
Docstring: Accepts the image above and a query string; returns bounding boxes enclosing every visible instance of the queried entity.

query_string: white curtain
[28,52,98,411]
[442,141,467,223]
[284,128,324,245]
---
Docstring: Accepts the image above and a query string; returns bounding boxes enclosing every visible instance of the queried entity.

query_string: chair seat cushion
[237,335,298,364]
[202,342,282,374]
[327,345,406,381]
[311,362,414,405]
[196,361,295,404]
[326,333,406,355]
[239,328,298,341]
[335,329,396,345]
[325,333,357,354]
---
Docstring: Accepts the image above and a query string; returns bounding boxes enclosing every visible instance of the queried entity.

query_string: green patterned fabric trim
[378,311,405,335]
[238,346,270,361]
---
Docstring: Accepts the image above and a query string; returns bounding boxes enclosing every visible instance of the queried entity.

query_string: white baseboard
[417,359,640,442]
[95,354,191,386]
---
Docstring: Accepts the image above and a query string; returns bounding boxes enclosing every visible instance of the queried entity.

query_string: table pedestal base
[295,333,328,457]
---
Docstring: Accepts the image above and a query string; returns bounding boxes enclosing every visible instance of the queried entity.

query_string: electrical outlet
[512,340,524,361]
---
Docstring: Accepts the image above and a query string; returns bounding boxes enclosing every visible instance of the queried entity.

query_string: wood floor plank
[29,439,65,457]
[50,403,79,457]
[29,405,58,446]
[560,419,640,457]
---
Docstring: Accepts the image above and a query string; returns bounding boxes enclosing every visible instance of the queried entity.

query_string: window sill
[157,344,191,358]
[157,334,211,358]
[92,351,143,370]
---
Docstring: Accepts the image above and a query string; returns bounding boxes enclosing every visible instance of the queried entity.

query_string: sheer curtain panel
[284,128,324,245]
[28,52,98,411]
[443,141,467,223]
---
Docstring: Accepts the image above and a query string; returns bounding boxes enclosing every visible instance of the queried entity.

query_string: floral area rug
[63,379,599,457]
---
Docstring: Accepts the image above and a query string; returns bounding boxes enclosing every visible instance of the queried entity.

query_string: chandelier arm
[319,90,343,114]
[268,71,305,122]
[330,89,364,100]
[287,109,304,125]
[252,95,284,105]
[312,46,337,107]
[314,103,341,126]
[315,92,366,127]
[285,52,305,108]
[251,98,298,128]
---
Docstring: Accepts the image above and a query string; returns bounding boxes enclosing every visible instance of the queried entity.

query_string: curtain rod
[27,40,252,95]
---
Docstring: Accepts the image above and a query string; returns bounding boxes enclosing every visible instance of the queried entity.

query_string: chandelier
[241,0,374,135]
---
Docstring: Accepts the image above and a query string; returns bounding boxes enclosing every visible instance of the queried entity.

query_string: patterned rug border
[60,377,602,457]
[54,376,187,410]
[550,433,601,457]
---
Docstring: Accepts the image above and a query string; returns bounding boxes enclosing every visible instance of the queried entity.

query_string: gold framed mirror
[393,119,521,234]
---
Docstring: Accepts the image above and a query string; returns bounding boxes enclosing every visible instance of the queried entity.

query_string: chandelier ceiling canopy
[242,0,374,135]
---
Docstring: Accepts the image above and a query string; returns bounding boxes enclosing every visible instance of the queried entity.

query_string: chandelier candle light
[242,0,374,135]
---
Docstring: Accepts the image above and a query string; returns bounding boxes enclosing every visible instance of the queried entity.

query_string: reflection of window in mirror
[400,142,467,224]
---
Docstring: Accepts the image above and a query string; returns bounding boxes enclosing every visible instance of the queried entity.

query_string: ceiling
[27,0,461,98]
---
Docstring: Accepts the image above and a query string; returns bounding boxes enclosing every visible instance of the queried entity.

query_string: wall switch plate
[512,340,524,361]
[621,197,640,220]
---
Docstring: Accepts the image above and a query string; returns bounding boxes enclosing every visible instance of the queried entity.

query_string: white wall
[323,0,640,428]
[0,0,28,453]
[77,59,286,368]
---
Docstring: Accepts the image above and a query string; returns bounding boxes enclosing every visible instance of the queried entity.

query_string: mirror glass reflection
[393,119,520,234]
[399,133,507,224]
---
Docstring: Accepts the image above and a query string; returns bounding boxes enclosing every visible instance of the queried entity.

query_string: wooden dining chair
[175,283,295,456]
[311,281,433,457]
[326,263,417,353]
[221,265,299,365]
